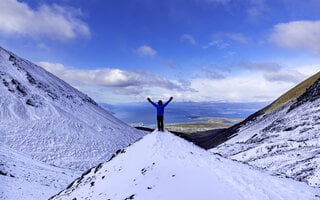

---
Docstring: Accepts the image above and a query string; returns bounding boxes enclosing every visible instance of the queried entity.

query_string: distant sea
[101,101,269,127]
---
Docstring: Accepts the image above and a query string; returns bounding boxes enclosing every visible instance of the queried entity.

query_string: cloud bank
[270,20,320,54]
[0,0,90,40]
[38,62,193,96]
[37,61,317,103]
[241,62,306,83]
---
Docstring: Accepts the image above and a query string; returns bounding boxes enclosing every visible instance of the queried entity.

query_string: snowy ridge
[0,46,145,170]
[212,78,320,187]
[50,131,320,200]
[0,144,77,199]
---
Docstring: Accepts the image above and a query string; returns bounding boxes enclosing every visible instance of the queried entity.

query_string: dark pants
[157,116,164,131]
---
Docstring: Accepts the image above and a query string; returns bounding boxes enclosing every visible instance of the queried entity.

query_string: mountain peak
[50,131,320,200]
[0,46,97,110]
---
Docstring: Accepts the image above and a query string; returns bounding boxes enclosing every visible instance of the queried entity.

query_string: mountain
[210,72,320,187]
[0,144,77,199]
[0,46,145,170]
[50,131,319,200]
[202,71,320,149]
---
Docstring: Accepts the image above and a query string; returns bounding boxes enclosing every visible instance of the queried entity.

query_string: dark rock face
[288,78,320,113]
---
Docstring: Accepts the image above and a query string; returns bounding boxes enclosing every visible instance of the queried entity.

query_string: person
[147,97,173,131]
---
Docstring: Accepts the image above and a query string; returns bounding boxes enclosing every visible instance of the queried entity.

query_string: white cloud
[246,0,266,22]
[203,39,230,49]
[181,34,197,45]
[180,33,249,51]
[203,32,249,49]
[36,43,49,50]
[239,61,312,84]
[242,62,282,72]
[0,0,90,40]
[174,63,316,102]
[38,61,198,103]
[195,66,227,79]
[181,33,248,48]
[38,61,192,94]
[135,45,157,57]
[37,61,317,103]
[263,69,306,83]
[188,72,297,102]
[294,64,320,76]
[270,20,320,54]
[226,33,250,44]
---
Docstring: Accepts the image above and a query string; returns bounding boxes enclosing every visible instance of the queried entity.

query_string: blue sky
[0,0,319,103]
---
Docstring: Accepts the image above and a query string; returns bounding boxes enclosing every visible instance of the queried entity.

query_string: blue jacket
[148,98,172,116]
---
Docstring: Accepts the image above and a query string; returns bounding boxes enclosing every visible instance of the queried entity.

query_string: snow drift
[0,46,145,170]
[50,131,320,200]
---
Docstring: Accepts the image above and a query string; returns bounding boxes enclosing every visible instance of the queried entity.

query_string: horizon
[1,0,319,104]
[102,101,269,127]
[105,99,271,105]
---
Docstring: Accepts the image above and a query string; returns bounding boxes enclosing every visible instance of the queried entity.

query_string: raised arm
[163,97,173,107]
[147,97,157,107]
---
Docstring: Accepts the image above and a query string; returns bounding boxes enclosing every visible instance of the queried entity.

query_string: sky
[0,0,319,103]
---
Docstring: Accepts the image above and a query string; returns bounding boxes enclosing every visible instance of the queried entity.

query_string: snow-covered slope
[0,46,145,170]
[211,76,320,187]
[50,131,320,200]
[0,144,77,200]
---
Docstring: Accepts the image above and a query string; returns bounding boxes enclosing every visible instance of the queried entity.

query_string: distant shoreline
[166,117,242,134]
[103,101,266,129]
[134,117,242,134]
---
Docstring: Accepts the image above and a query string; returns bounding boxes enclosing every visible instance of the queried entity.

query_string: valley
[1,45,319,199]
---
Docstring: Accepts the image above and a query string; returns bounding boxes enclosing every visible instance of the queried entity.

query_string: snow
[211,85,320,187]
[0,46,145,171]
[0,46,146,199]
[51,131,320,200]
[0,144,78,200]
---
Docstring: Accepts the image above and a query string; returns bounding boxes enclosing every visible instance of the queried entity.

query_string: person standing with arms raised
[147,97,173,132]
